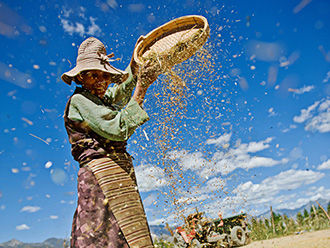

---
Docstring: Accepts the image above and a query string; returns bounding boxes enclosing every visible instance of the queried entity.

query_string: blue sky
[1,0,330,243]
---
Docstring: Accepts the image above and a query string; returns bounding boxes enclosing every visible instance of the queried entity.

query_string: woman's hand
[132,61,159,107]
[138,60,159,88]
[130,35,160,106]
[132,81,148,106]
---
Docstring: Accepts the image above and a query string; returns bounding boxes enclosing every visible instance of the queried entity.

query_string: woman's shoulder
[71,90,103,106]
[70,92,88,105]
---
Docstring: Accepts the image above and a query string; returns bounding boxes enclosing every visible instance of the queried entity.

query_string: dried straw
[134,15,210,77]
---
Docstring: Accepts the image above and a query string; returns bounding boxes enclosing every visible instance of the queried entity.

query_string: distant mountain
[0,239,24,247]
[0,227,171,248]
[150,224,172,236]
[149,224,173,242]
[257,198,330,220]
[0,231,172,248]
[0,238,69,248]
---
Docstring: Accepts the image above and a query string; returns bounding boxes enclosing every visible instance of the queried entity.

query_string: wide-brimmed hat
[61,37,129,85]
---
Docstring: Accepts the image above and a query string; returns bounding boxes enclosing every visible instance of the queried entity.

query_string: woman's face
[78,70,112,98]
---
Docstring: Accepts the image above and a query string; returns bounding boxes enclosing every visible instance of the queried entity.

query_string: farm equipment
[171,210,250,248]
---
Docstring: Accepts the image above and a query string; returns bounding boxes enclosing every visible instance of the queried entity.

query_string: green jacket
[67,66,149,141]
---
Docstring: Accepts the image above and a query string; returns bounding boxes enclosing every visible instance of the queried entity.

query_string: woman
[61,37,157,247]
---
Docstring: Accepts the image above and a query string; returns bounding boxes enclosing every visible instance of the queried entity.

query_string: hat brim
[61,60,129,85]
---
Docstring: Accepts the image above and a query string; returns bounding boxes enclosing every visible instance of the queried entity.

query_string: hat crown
[61,37,129,85]
[77,37,106,62]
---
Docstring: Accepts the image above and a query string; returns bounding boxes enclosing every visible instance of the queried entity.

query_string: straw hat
[61,37,129,85]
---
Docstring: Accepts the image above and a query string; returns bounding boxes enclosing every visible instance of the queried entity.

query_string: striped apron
[86,154,154,248]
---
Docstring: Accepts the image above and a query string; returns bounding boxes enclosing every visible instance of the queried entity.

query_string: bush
[249,205,330,241]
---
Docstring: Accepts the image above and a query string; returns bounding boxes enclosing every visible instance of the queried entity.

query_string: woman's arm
[103,65,136,109]
[103,36,143,109]
[68,93,149,141]
[132,61,159,106]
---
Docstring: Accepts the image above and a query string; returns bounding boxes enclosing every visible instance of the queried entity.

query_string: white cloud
[243,156,284,169]
[272,193,297,207]
[16,224,30,231]
[277,186,330,210]
[263,169,323,188]
[87,17,102,36]
[318,100,330,112]
[61,19,79,35]
[293,100,320,123]
[304,186,330,197]
[61,20,87,37]
[60,8,101,37]
[20,206,41,213]
[307,101,330,133]
[275,196,309,210]
[317,159,330,170]
[293,98,330,133]
[246,137,273,153]
[282,124,297,133]
[323,71,330,83]
[233,169,324,206]
[307,114,330,133]
[62,8,73,18]
[169,136,284,177]
[295,85,315,94]
[135,163,168,192]
[168,150,208,172]
[74,22,86,36]
[50,215,58,220]
[205,132,232,146]
[207,169,325,216]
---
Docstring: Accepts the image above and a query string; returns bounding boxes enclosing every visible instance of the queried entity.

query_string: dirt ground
[243,229,330,248]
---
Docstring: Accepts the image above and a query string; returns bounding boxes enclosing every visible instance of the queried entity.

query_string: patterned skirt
[70,153,153,248]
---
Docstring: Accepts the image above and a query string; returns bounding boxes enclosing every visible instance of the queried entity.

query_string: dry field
[244,229,330,248]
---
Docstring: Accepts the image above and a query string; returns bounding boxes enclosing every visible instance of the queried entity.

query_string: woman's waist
[73,137,127,150]
[71,138,129,165]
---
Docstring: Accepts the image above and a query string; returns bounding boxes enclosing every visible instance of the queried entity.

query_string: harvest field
[245,229,330,248]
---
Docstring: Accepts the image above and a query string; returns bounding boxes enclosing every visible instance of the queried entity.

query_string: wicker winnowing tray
[133,15,210,73]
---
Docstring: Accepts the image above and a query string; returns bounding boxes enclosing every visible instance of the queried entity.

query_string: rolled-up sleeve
[68,93,149,141]
[104,66,136,110]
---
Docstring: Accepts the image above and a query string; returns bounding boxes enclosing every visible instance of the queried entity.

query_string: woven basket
[133,15,210,73]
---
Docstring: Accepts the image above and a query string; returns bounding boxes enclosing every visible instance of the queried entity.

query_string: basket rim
[133,15,209,65]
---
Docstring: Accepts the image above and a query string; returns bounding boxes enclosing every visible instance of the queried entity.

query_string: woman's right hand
[132,61,159,107]
[138,60,159,88]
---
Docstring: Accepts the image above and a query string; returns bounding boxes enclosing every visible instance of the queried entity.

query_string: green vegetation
[249,202,330,241]
[154,238,174,248]
[153,203,330,246]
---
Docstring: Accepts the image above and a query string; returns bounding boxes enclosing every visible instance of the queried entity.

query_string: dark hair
[73,75,83,85]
